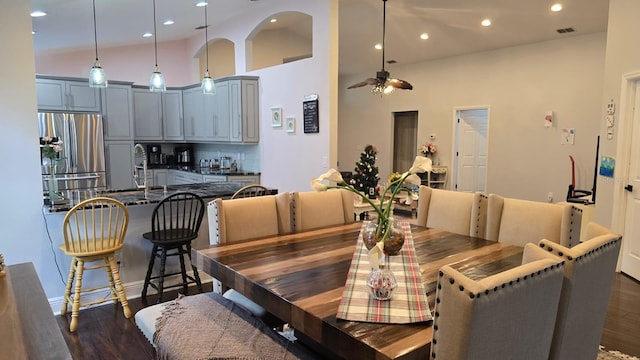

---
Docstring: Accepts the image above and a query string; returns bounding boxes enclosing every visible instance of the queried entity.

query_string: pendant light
[149,0,166,92]
[88,0,107,88]
[201,2,216,95]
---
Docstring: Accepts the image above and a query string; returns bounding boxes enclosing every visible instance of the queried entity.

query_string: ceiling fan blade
[388,78,413,90]
[347,77,379,89]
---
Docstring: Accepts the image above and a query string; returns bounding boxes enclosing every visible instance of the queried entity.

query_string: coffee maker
[146,144,162,165]
[175,146,193,167]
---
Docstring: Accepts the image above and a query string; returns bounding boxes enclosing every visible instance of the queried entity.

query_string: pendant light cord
[92,0,99,61]
[205,4,209,72]
[381,0,387,71]
[153,0,158,67]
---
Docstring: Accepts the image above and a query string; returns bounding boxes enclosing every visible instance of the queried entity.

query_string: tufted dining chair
[485,193,575,247]
[430,243,565,360]
[210,192,292,323]
[60,197,131,332]
[416,186,487,237]
[537,222,622,360]
[291,189,354,232]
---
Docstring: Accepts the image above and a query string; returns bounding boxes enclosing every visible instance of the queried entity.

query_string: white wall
[0,0,52,291]
[35,39,195,86]
[596,0,640,228]
[339,33,606,203]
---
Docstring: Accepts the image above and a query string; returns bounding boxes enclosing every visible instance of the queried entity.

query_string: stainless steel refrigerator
[38,112,106,196]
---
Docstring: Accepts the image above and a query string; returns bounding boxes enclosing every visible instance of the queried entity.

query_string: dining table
[193,222,524,359]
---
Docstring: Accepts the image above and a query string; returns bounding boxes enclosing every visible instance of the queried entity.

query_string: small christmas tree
[352,144,380,198]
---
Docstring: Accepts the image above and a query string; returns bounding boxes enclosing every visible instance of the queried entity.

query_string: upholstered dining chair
[211,192,292,322]
[291,189,354,232]
[141,192,205,303]
[60,197,130,332]
[537,222,622,360]
[485,193,575,247]
[416,186,487,237]
[231,184,270,199]
[430,243,565,360]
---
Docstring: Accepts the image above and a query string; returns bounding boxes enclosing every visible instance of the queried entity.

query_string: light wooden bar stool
[59,197,131,332]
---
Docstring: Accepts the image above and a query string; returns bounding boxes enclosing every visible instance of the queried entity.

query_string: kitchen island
[41,182,276,313]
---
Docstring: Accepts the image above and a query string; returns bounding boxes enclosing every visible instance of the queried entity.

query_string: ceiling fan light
[149,67,166,92]
[89,62,107,88]
[201,72,216,95]
[383,84,395,94]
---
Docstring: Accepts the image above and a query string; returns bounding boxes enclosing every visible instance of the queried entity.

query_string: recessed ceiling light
[32,31,36,35]
[270,18,277,23]
[420,33,429,40]
[481,19,492,27]
[551,3,563,12]
[195,1,207,7]
[30,10,47,17]
[143,32,153,38]
[163,19,175,25]
[374,43,383,50]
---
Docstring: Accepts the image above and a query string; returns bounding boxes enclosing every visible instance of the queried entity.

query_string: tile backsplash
[193,143,260,172]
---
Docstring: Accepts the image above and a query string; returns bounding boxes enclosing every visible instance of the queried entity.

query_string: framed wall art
[286,117,296,133]
[271,107,283,127]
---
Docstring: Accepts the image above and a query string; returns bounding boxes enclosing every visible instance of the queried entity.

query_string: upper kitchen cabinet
[36,77,101,112]
[183,86,214,141]
[162,90,184,141]
[229,78,259,143]
[133,87,184,142]
[182,76,259,143]
[209,80,230,142]
[132,87,163,141]
[102,83,134,141]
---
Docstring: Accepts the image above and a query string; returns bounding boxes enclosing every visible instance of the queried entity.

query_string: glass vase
[366,256,398,300]
[362,217,405,254]
[47,163,61,203]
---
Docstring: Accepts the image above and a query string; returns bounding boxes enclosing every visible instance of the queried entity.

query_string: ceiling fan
[347,0,413,94]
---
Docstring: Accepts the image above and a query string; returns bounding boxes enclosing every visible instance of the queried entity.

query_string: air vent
[386,60,397,64]
[556,27,575,34]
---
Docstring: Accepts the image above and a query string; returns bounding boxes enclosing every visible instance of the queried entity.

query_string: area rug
[599,346,640,360]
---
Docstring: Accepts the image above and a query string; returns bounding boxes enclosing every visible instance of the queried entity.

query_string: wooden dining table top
[193,222,524,360]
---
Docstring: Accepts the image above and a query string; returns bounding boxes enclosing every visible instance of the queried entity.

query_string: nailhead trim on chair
[539,237,621,262]
[430,262,565,359]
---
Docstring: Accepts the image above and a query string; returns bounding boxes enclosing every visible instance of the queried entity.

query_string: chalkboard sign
[303,94,319,134]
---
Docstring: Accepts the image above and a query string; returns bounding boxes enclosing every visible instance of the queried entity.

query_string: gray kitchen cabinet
[36,77,101,112]
[210,81,230,142]
[105,141,135,190]
[229,78,259,143]
[102,83,134,140]
[227,174,260,184]
[162,90,184,141]
[183,87,214,141]
[152,169,169,187]
[202,175,226,183]
[133,88,163,141]
[182,76,259,143]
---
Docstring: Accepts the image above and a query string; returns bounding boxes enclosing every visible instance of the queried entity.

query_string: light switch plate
[607,100,615,115]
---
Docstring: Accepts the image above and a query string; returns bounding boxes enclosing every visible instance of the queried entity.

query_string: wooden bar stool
[141,192,205,303]
[60,197,131,332]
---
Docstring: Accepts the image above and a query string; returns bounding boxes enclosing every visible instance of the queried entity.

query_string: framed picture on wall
[286,117,296,133]
[271,107,283,127]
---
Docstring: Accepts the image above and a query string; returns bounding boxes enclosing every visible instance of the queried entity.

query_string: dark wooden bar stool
[141,192,205,303]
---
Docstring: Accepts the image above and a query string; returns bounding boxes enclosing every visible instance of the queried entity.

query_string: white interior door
[621,82,640,280]
[454,109,488,193]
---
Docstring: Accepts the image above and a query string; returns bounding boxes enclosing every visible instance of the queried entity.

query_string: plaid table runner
[336,221,432,324]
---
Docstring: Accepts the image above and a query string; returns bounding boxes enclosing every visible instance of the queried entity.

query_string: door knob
[625,184,633,192]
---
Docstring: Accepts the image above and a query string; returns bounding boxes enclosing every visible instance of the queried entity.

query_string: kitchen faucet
[133,143,149,197]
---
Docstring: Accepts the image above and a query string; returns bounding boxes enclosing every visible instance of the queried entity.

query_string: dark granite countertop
[148,165,260,177]
[45,182,275,212]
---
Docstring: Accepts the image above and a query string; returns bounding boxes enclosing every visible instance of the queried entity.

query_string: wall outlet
[607,99,616,115]
[547,192,553,203]
[115,251,122,267]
